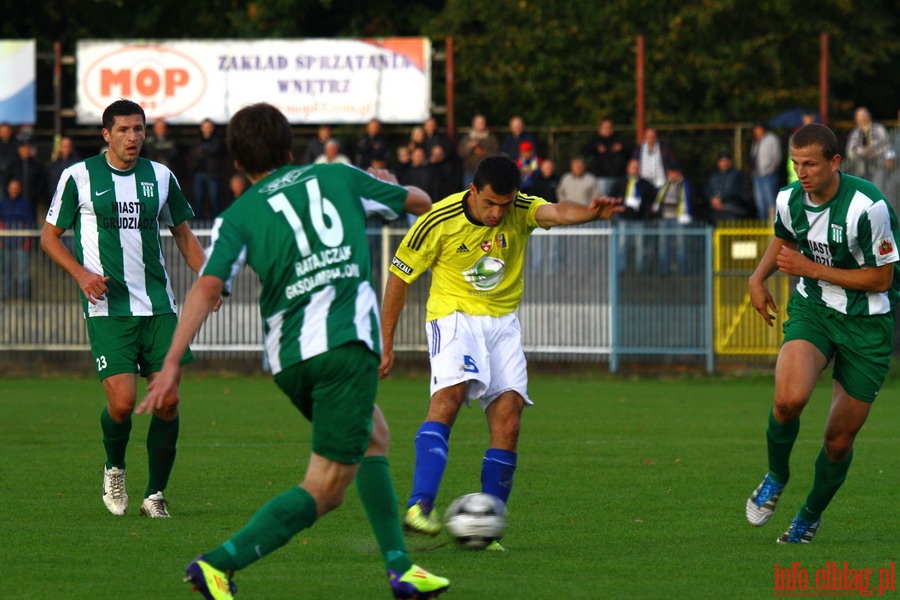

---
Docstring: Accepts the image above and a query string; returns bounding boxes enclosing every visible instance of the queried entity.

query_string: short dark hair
[227,103,293,175]
[790,123,839,159]
[102,99,145,131]
[472,155,521,195]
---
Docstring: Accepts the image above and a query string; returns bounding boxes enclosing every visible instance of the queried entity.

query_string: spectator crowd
[4,106,900,298]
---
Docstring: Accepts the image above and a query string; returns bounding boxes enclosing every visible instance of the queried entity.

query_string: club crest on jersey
[879,238,894,256]
[140,182,156,198]
[480,239,493,252]
[829,223,843,244]
[495,233,507,248]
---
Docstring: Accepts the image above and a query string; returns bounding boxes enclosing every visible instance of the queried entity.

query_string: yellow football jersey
[390,190,548,320]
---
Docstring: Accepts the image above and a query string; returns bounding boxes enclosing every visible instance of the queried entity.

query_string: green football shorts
[273,342,379,464]
[782,297,893,402]
[85,314,194,381]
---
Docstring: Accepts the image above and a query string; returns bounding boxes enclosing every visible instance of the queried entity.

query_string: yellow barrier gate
[713,227,791,356]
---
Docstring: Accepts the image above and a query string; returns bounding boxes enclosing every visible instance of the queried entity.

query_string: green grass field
[2,372,898,599]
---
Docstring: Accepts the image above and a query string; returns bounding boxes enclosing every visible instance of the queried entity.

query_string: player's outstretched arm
[534,197,624,228]
[379,273,410,379]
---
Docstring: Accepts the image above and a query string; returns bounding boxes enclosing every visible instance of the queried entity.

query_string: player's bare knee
[823,434,854,462]
[426,397,463,425]
[154,402,179,421]
[772,399,804,422]
[107,399,136,421]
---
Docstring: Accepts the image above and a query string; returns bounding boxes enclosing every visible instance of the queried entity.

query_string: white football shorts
[425,311,533,410]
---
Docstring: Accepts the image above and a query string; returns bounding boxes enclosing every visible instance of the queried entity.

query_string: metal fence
[1,222,806,374]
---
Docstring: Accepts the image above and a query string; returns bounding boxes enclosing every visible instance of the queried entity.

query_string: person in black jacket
[398,147,436,202]
[527,158,560,202]
[187,119,228,220]
[355,119,390,170]
[706,152,753,225]
[582,118,632,196]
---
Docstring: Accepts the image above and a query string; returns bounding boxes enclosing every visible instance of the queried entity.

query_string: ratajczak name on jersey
[46,154,194,318]
[774,173,900,316]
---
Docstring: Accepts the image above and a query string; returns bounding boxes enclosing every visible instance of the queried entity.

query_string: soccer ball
[444,493,507,549]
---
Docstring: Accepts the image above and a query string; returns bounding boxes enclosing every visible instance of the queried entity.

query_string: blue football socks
[408,421,451,511]
[481,448,517,504]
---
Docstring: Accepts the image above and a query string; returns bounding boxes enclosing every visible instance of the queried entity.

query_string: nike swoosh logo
[95,189,112,197]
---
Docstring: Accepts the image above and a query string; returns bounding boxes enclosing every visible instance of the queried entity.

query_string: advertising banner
[76,38,431,125]
[0,40,36,124]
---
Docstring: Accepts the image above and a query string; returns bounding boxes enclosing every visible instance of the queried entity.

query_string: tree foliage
[426,0,900,126]
[3,0,900,127]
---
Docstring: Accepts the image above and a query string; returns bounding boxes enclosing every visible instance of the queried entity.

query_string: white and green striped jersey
[46,154,195,317]
[774,173,900,315]
[202,163,408,374]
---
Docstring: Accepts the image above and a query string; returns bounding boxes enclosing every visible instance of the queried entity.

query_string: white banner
[0,39,36,124]
[76,38,431,125]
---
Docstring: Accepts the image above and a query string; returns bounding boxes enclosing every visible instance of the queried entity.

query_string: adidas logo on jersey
[456,243,470,253]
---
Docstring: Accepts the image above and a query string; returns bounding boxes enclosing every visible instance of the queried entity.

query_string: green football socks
[101,406,131,469]
[204,458,413,575]
[766,408,799,484]
[355,456,413,574]
[800,447,853,522]
[205,486,318,571]
[145,415,179,497]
